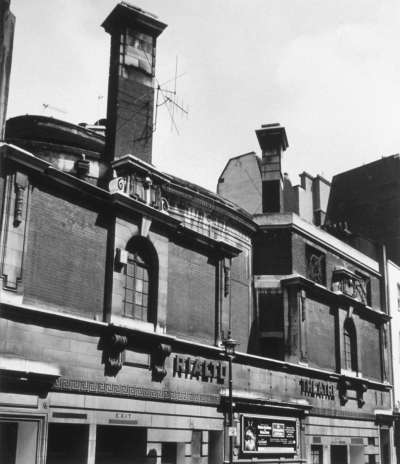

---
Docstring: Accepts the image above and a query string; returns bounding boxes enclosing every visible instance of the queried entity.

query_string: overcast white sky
[7,0,400,191]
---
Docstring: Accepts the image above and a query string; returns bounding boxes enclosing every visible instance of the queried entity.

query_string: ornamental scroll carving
[332,269,370,305]
[338,377,367,407]
[151,343,171,381]
[101,332,128,377]
[109,174,163,209]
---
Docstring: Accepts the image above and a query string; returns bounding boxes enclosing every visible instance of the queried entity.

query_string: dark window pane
[96,425,146,464]
[0,422,17,464]
[47,423,88,464]
[311,445,323,464]
[124,247,150,322]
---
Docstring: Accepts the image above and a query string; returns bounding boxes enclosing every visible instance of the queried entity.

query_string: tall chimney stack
[102,2,167,164]
[0,0,15,140]
[255,123,288,213]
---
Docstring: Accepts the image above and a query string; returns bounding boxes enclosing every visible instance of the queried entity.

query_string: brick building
[218,124,393,464]
[326,154,400,267]
[0,3,259,464]
[0,2,394,464]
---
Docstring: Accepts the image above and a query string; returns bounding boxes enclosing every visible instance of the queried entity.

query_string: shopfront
[0,340,393,464]
[221,361,393,464]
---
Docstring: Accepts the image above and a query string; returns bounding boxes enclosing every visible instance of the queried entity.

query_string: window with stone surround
[343,318,357,372]
[123,237,158,323]
[124,251,150,321]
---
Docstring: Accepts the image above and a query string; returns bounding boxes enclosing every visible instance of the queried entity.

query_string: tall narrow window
[343,319,357,372]
[311,445,323,464]
[123,237,158,323]
[124,251,149,321]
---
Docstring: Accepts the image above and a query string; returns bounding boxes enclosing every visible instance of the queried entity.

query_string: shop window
[343,318,358,372]
[123,237,158,323]
[311,445,323,464]
[331,445,347,464]
[95,425,147,464]
[0,420,40,464]
[306,246,326,285]
[0,422,17,464]
[161,443,177,464]
[47,423,88,464]
[192,430,202,457]
[368,455,376,464]
[380,427,390,464]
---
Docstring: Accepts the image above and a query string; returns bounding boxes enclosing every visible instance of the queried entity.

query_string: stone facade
[0,2,395,464]
[218,126,393,464]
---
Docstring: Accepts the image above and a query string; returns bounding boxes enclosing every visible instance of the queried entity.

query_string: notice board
[241,414,297,455]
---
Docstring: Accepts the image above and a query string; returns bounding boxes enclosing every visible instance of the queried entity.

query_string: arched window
[123,237,158,323]
[343,318,357,372]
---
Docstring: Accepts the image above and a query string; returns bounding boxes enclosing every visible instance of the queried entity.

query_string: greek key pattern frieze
[52,378,220,405]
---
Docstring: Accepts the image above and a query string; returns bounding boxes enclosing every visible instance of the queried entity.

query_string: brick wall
[113,77,154,163]
[231,250,252,351]
[23,187,107,318]
[217,154,262,215]
[327,155,400,266]
[254,229,292,275]
[292,231,381,309]
[231,279,251,352]
[306,297,336,370]
[167,242,216,343]
[357,316,381,380]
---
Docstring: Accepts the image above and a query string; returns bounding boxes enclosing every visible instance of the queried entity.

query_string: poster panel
[241,415,297,455]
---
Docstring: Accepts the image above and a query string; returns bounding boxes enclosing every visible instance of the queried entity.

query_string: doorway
[331,445,347,464]
[0,420,39,464]
[47,423,88,464]
[95,425,147,464]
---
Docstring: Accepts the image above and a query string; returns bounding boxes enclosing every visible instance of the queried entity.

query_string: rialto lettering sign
[299,378,335,400]
[173,355,226,383]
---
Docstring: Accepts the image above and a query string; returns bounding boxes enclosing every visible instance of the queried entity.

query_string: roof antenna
[42,103,67,116]
[154,56,188,135]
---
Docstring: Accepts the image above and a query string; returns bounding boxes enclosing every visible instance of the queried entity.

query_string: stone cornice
[0,300,391,392]
[112,154,257,235]
[1,144,245,258]
[280,274,390,322]
[254,212,380,275]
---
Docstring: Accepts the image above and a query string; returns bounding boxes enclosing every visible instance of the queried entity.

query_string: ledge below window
[109,314,156,333]
[281,274,389,322]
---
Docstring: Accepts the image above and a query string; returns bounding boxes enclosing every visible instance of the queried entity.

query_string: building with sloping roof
[218,124,393,464]
[0,2,395,464]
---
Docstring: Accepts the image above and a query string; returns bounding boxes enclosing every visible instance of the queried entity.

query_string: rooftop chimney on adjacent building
[102,2,167,164]
[255,123,288,213]
[0,0,15,140]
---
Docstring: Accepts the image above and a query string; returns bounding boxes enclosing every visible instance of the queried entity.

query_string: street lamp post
[222,330,238,464]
